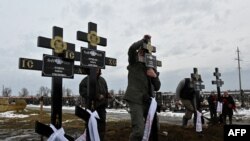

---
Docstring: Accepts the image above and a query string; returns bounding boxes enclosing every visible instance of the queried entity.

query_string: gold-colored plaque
[87,31,100,46]
[50,36,67,53]
[146,41,153,54]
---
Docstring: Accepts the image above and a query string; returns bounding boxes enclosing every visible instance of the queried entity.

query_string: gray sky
[0,0,249,96]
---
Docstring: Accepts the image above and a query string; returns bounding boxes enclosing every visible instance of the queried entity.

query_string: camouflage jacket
[124,39,161,104]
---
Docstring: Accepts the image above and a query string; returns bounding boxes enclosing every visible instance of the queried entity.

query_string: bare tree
[37,86,51,97]
[19,88,29,97]
[66,88,72,97]
[63,87,73,97]
[2,87,12,97]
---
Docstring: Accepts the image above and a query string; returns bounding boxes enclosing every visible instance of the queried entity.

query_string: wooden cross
[212,67,224,99]
[190,68,205,91]
[143,41,162,69]
[75,22,117,141]
[19,26,76,140]
[19,24,117,140]
[77,22,107,110]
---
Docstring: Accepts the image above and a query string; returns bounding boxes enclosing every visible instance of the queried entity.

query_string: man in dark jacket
[176,78,196,128]
[221,91,236,125]
[207,91,218,123]
[124,35,161,141]
[79,68,109,141]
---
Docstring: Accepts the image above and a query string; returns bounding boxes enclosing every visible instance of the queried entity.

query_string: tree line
[1,85,125,97]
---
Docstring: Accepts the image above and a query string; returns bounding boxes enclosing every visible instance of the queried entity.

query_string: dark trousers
[223,114,233,125]
[209,108,218,123]
[148,114,158,141]
[96,108,107,141]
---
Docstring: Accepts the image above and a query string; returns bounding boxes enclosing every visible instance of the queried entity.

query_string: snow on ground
[0,111,29,118]
[0,104,249,120]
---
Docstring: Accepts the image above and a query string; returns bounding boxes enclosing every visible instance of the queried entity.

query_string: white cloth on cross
[47,124,68,141]
[75,129,87,141]
[217,101,223,113]
[142,97,157,141]
[86,109,100,141]
[196,111,202,132]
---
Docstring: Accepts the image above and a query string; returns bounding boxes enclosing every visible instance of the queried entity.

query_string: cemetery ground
[0,108,225,141]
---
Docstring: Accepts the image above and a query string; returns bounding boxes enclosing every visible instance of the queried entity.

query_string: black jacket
[180,78,195,100]
[79,75,108,109]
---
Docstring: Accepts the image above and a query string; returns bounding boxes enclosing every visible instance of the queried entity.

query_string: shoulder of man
[80,76,89,84]
[98,76,107,83]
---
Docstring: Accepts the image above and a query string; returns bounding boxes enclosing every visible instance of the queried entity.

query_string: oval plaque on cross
[50,36,67,53]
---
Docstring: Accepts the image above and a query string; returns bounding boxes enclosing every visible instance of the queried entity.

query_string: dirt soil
[0,109,224,141]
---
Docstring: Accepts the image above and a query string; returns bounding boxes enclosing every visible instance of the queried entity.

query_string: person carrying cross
[79,68,110,141]
[176,77,204,129]
[123,35,161,141]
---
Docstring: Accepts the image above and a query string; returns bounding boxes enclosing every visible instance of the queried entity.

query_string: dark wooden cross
[76,22,107,110]
[190,68,205,125]
[19,26,76,140]
[75,22,117,141]
[19,25,117,140]
[190,68,205,91]
[212,67,224,100]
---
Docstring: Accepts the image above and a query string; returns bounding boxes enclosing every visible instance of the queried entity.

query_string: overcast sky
[0,0,249,96]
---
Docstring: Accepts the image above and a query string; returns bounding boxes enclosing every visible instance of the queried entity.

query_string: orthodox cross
[75,22,117,141]
[190,68,205,91]
[19,26,76,140]
[212,67,224,99]
[143,41,162,69]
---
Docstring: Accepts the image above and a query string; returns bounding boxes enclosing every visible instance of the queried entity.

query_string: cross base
[35,121,74,141]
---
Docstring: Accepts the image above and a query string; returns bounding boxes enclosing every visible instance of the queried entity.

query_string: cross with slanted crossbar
[77,22,108,110]
[75,22,117,141]
[19,26,76,140]
[212,67,224,99]
[190,68,205,91]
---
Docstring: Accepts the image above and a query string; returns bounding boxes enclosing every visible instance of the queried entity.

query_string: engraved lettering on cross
[65,50,75,59]
[109,59,116,66]
[22,59,34,68]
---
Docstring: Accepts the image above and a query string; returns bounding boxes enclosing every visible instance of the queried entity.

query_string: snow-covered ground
[0,105,249,141]
[1,104,250,124]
